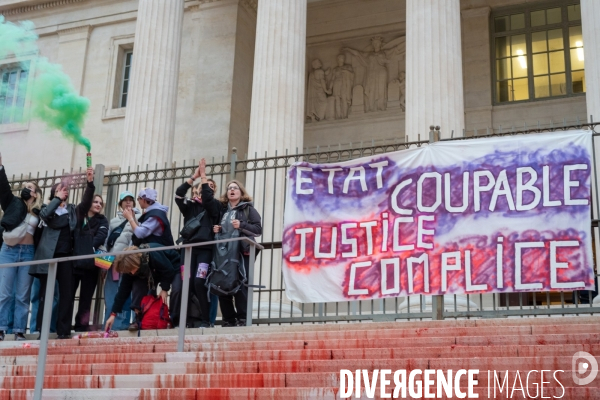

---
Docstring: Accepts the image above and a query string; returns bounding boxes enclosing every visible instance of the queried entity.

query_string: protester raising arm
[75,168,96,221]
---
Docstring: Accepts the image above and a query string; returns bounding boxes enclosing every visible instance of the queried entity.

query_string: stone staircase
[0,316,598,399]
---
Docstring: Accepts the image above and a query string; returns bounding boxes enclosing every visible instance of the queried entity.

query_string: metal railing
[0,237,262,400]
[6,121,600,326]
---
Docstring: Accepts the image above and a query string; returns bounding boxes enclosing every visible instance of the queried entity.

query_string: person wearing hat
[125,188,174,247]
[102,191,140,330]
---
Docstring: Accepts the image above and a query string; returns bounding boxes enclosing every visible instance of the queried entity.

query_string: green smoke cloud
[0,16,91,151]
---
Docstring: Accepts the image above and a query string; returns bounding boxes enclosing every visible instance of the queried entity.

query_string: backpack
[139,295,171,330]
[176,210,212,244]
[206,229,246,297]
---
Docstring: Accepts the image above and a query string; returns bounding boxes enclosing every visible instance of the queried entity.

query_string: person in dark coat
[173,158,220,328]
[103,243,181,331]
[0,156,43,341]
[30,167,95,339]
[212,179,262,327]
[71,194,109,331]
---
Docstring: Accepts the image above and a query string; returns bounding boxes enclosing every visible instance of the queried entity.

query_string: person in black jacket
[173,158,220,328]
[212,179,262,327]
[72,194,109,331]
[103,243,181,331]
[0,156,43,341]
[30,167,95,339]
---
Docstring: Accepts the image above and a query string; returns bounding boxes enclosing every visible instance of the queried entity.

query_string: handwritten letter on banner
[282,130,595,303]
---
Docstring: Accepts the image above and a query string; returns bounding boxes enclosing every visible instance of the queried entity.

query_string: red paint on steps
[0,374,99,389]
[137,388,197,400]
[456,333,600,346]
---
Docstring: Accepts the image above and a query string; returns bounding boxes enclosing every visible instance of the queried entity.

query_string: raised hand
[55,185,68,201]
[86,167,94,183]
[122,208,133,221]
[199,158,206,177]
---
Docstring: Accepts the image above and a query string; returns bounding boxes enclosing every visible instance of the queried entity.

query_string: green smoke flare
[0,16,91,151]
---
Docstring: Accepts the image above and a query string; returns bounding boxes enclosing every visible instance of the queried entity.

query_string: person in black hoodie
[173,158,220,328]
[0,156,43,341]
[71,194,108,331]
[30,167,95,339]
[212,179,262,327]
[103,243,180,331]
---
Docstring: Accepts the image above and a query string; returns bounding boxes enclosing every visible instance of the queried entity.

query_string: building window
[120,51,133,108]
[492,2,584,104]
[0,64,29,124]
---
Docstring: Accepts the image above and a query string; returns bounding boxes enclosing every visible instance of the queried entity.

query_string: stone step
[0,343,593,376]
[286,370,600,388]
[2,322,598,353]
[0,356,597,388]
[1,352,166,366]
[2,386,599,400]
[3,335,599,366]
[2,343,597,376]
[3,329,599,357]
[0,370,595,390]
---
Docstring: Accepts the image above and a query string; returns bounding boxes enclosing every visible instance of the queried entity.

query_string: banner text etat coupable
[282,130,594,303]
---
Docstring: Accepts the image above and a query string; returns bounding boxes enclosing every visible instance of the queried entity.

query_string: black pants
[194,276,211,326]
[171,248,213,327]
[219,255,249,324]
[37,261,74,337]
[72,270,99,331]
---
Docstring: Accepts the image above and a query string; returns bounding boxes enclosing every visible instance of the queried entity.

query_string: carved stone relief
[306,35,406,123]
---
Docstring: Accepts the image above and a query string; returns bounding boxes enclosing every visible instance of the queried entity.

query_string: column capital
[461,6,491,19]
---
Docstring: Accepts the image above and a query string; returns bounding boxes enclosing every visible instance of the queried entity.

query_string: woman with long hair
[212,179,262,327]
[71,194,109,331]
[30,167,95,339]
[0,156,43,341]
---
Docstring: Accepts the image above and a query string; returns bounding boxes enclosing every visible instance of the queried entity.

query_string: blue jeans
[30,277,59,333]
[0,244,34,333]
[103,267,131,330]
[6,295,14,334]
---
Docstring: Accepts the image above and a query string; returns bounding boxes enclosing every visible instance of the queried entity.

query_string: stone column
[121,0,185,169]
[581,0,600,122]
[582,0,600,305]
[405,0,465,139]
[401,1,476,314]
[246,0,307,320]
[247,0,307,155]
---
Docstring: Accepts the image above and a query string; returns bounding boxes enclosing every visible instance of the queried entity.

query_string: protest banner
[282,130,595,303]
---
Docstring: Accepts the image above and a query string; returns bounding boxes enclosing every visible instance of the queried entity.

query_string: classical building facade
[0,0,596,176]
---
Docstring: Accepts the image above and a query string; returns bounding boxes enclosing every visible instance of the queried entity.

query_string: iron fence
[7,121,600,326]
